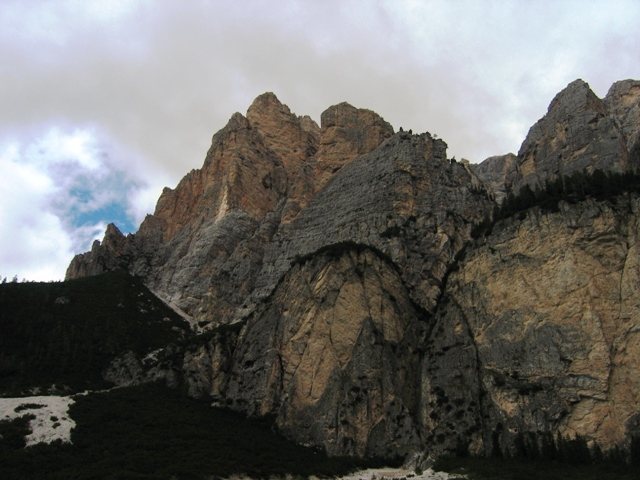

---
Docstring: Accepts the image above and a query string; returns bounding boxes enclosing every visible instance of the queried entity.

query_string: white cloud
[0,147,72,281]
[0,128,149,280]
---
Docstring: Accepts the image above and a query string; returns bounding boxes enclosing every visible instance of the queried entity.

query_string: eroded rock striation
[67,81,640,462]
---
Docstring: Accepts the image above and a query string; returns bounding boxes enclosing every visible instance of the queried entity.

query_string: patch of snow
[0,395,75,446]
[142,347,164,365]
[334,467,465,480]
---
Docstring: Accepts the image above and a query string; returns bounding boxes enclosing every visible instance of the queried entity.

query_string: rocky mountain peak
[319,101,392,132]
[247,92,297,134]
[104,222,124,239]
[245,92,318,170]
[247,91,282,108]
[315,101,394,190]
[244,92,319,223]
[546,79,605,115]
[298,114,320,136]
[511,78,630,193]
[225,111,250,129]
[472,153,518,203]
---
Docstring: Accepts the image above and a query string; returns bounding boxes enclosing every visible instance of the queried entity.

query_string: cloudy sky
[1,0,639,281]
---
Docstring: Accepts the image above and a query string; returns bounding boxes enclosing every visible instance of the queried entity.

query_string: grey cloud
[3,0,639,180]
[1,0,639,279]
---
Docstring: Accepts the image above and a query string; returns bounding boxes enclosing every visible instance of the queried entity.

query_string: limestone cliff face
[472,153,518,203]
[605,79,640,164]
[68,81,640,461]
[109,193,640,459]
[475,79,640,202]
[245,132,492,319]
[226,247,424,458]
[314,102,394,192]
[515,79,631,192]
[428,194,640,456]
[66,223,129,278]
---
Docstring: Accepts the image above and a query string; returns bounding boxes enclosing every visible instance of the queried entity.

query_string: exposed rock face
[314,102,394,191]
[477,80,640,200]
[69,81,640,461]
[515,79,631,192]
[245,92,319,223]
[472,153,518,203]
[246,132,492,318]
[428,195,640,456]
[67,223,128,278]
[605,79,640,164]
[226,247,424,458]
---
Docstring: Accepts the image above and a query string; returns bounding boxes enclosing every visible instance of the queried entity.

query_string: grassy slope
[0,271,190,395]
[0,384,368,480]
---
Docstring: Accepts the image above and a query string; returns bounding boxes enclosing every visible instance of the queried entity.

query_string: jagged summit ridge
[67,92,466,321]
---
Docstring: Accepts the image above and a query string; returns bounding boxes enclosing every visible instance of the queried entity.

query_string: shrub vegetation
[0,271,190,395]
[472,169,640,238]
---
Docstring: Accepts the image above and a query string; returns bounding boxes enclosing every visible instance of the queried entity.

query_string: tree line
[472,169,640,238]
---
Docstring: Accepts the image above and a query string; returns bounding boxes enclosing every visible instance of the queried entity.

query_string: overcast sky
[1,0,639,281]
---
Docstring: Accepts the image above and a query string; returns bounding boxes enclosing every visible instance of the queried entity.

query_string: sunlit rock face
[425,195,640,456]
[225,247,424,458]
[69,80,640,461]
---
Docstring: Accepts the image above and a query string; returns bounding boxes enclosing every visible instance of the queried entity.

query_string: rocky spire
[514,79,629,191]
[314,102,394,190]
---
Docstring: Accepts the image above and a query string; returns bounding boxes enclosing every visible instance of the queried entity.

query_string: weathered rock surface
[226,247,424,458]
[472,153,518,203]
[428,194,640,456]
[605,79,640,164]
[244,132,493,320]
[67,223,129,278]
[515,79,631,192]
[314,102,394,192]
[66,95,406,326]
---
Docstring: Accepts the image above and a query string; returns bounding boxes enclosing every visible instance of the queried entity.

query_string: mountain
[22,79,640,467]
